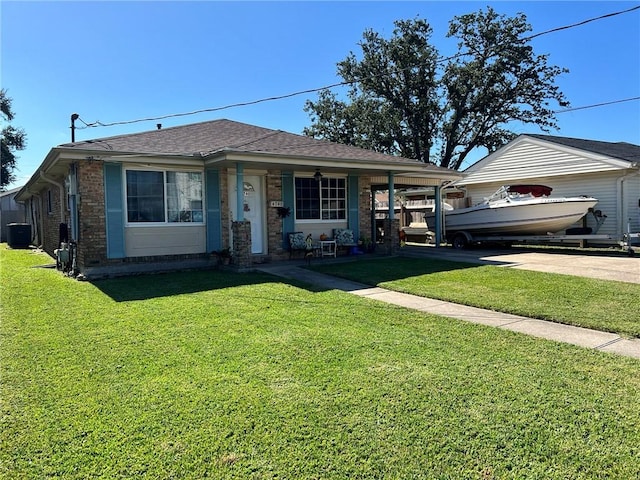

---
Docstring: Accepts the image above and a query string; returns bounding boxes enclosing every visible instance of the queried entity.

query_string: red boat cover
[508,185,552,197]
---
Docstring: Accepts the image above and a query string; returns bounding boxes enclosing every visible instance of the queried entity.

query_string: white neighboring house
[452,134,640,245]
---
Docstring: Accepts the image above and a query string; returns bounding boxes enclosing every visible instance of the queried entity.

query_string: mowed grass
[1,245,639,479]
[310,256,640,338]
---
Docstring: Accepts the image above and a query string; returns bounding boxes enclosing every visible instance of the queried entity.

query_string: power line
[77,81,350,129]
[435,5,640,65]
[526,5,639,40]
[77,5,640,130]
[554,96,640,114]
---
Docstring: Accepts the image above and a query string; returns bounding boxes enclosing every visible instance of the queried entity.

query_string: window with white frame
[295,177,346,220]
[126,170,203,223]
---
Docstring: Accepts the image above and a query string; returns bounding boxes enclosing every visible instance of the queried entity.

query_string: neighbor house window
[126,170,203,223]
[295,177,346,220]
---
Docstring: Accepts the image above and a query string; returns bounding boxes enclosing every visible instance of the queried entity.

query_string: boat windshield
[486,186,510,203]
[485,185,553,204]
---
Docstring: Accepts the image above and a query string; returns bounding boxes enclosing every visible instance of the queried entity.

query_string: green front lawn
[310,256,640,338]
[1,246,639,479]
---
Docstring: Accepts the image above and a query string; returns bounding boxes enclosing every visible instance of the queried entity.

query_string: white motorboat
[440,185,599,236]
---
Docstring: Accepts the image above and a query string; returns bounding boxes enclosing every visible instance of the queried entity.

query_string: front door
[229,175,264,254]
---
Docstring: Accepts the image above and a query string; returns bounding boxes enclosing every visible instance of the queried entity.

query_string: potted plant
[213,247,233,265]
[360,236,373,253]
[276,206,291,218]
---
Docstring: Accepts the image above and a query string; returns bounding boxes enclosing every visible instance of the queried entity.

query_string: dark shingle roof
[524,134,640,163]
[62,118,432,166]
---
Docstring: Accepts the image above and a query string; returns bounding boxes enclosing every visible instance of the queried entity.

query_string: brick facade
[76,159,107,272]
[382,218,401,255]
[38,161,386,277]
[265,169,288,260]
[41,185,69,255]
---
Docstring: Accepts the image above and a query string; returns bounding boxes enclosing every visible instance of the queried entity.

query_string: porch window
[126,170,203,223]
[295,177,346,220]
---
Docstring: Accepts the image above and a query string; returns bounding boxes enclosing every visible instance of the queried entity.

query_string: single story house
[451,134,640,245]
[15,119,462,278]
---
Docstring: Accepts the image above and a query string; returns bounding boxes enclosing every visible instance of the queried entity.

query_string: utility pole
[70,113,79,142]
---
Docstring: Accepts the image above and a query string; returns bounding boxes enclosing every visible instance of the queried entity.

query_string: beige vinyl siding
[124,225,206,257]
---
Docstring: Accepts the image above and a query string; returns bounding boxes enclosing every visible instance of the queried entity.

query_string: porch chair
[333,228,359,254]
[288,232,315,262]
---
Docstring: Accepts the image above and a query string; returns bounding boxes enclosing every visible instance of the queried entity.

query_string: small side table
[320,240,337,258]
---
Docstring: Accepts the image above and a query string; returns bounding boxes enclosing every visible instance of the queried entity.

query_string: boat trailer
[448,231,613,250]
[447,208,612,250]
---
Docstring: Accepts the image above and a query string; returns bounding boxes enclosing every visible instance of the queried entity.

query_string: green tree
[304,7,568,170]
[1,89,27,190]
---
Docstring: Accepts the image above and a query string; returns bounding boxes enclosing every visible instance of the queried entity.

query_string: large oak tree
[1,89,26,189]
[303,7,568,170]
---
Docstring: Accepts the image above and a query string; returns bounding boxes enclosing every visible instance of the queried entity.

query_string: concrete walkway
[257,263,640,360]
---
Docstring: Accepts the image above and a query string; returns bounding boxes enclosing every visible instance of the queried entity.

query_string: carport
[369,175,455,247]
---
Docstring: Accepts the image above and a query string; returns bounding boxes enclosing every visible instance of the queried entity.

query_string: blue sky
[2,1,639,189]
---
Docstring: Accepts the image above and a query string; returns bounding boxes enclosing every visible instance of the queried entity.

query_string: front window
[166,172,204,222]
[126,170,203,223]
[295,177,346,220]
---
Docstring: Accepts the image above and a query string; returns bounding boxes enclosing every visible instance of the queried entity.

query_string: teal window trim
[205,169,222,253]
[281,171,295,248]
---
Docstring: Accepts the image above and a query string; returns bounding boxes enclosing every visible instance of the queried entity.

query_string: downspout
[616,164,640,241]
[32,195,40,246]
[39,171,66,224]
[22,190,40,246]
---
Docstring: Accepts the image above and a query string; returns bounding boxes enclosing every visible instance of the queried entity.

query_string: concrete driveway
[402,246,640,284]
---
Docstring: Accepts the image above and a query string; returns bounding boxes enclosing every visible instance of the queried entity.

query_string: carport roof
[524,134,640,164]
